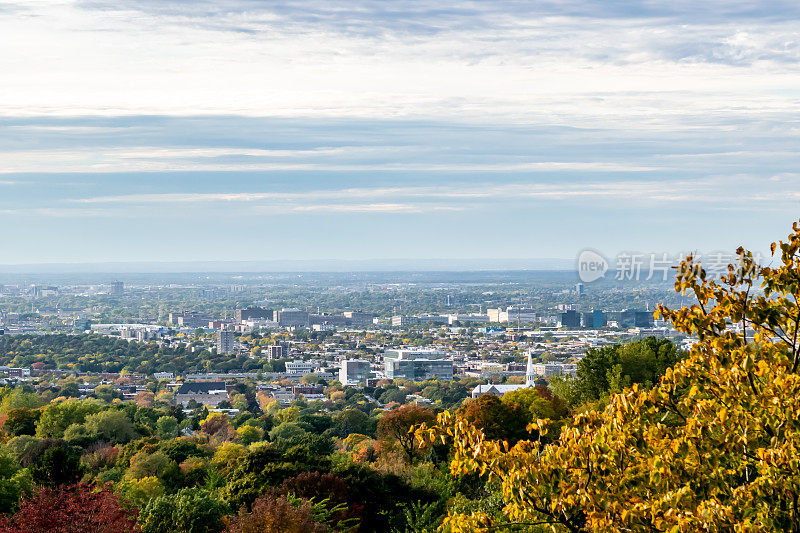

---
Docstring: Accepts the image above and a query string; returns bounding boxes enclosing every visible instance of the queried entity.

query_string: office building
[234,307,273,323]
[340,359,371,386]
[384,349,452,381]
[343,311,374,326]
[560,310,581,328]
[275,308,310,328]
[110,281,124,296]
[171,312,211,328]
[582,309,606,328]
[619,309,654,328]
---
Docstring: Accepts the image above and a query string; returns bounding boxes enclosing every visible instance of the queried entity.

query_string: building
[472,353,537,398]
[171,312,211,328]
[446,314,490,325]
[174,381,228,407]
[285,360,314,375]
[110,281,124,296]
[310,314,348,327]
[217,329,235,355]
[488,307,540,324]
[618,309,654,328]
[471,384,529,398]
[560,310,581,328]
[340,359,371,386]
[385,358,453,381]
[384,349,448,360]
[0,367,30,378]
[275,308,309,328]
[384,349,453,381]
[234,307,273,323]
[582,309,606,329]
[391,315,448,327]
[266,344,285,361]
[529,362,578,378]
[343,311,374,326]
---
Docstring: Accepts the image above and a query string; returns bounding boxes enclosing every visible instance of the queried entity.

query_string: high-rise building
[216,329,235,355]
[582,310,606,328]
[110,281,124,295]
[340,359,371,386]
[560,310,581,328]
[619,309,654,328]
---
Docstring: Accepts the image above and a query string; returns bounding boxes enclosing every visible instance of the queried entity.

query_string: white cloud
[0,0,799,125]
[0,146,662,173]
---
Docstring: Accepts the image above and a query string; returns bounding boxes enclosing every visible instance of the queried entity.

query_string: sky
[1,0,799,268]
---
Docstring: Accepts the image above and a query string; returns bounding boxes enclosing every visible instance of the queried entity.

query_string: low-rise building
[174,381,228,407]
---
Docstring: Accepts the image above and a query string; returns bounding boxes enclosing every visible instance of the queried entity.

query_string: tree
[4,408,39,437]
[22,440,82,486]
[236,425,263,445]
[377,405,435,463]
[156,416,179,440]
[35,399,103,439]
[0,452,32,513]
[420,222,800,531]
[139,488,228,533]
[331,409,371,438]
[225,494,327,533]
[456,395,530,445]
[93,384,117,403]
[0,483,138,532]
[84,409,136,444]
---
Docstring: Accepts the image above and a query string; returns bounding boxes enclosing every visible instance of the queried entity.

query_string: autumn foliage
[420,220,800,531]
[224,494,326,533]
[0,483,138,533]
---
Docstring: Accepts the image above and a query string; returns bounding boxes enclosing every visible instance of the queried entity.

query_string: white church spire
[526,351,535,387]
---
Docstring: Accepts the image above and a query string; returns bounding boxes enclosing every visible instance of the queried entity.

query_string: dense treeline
[0,334,285,375]
[0,332,685,531]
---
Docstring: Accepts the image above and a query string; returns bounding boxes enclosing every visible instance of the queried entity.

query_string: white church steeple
[526,351,535,387]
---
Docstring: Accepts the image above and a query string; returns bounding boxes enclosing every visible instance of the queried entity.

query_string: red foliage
[274,472,364,525]
[225,494,326,533]
[0,483,139,533]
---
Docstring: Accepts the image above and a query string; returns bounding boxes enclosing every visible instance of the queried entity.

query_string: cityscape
[0,272,686,408]
[2,0,800,531]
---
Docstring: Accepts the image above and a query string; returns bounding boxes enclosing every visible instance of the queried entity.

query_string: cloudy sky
[1,0,799,267]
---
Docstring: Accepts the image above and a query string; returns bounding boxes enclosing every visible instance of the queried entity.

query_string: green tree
[84,410,136,444]
[156,416,179,440]
[140,488,228,533]
[36,399,103,439]
[4,408,40,437]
